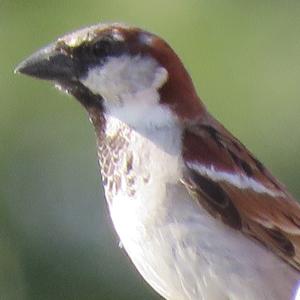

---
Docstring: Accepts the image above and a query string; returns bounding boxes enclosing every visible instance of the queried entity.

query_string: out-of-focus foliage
[1,1,300,299]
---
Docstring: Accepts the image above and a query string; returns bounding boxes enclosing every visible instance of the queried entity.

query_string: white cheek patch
[81,55,168,102]
[80,55,173,129]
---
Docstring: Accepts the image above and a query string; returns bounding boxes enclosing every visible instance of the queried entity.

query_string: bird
[15,23,300,300]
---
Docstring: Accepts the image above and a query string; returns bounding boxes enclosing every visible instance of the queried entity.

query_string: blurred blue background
[1,1,300,299]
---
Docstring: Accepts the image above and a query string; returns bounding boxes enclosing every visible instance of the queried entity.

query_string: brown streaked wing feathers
[182,115,300,271]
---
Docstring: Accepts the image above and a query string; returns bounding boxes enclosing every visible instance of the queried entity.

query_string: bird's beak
[15,42,77,82]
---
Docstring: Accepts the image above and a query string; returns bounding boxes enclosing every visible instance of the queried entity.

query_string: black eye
[92,40,112,57]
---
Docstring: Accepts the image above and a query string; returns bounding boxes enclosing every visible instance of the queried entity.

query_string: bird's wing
[181,116,300,271]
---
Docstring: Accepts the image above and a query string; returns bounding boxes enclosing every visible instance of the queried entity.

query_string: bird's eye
[92,40,112,57]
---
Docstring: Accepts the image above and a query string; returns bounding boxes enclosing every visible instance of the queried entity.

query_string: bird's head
[16,23,205,129]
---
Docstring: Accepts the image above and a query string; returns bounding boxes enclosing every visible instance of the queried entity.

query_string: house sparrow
[16,23,300,300]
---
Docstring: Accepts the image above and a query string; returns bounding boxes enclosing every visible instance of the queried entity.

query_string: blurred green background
[1,1,300,299]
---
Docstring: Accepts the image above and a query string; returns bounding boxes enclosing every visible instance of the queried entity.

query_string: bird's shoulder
[180,116,300,271]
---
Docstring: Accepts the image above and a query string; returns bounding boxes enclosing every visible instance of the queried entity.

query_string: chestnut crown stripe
[56,24,205,121]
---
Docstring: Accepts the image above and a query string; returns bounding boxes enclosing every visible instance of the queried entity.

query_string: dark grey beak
[15,40,103,109]
[15,43,77,81]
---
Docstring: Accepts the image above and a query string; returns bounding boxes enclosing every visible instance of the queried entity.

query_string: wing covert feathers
[182,116,300,270]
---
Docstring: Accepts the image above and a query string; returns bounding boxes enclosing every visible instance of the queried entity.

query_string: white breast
[101,116,299,300]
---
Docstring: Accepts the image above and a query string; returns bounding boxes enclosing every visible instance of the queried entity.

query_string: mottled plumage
[16,23,300,300]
